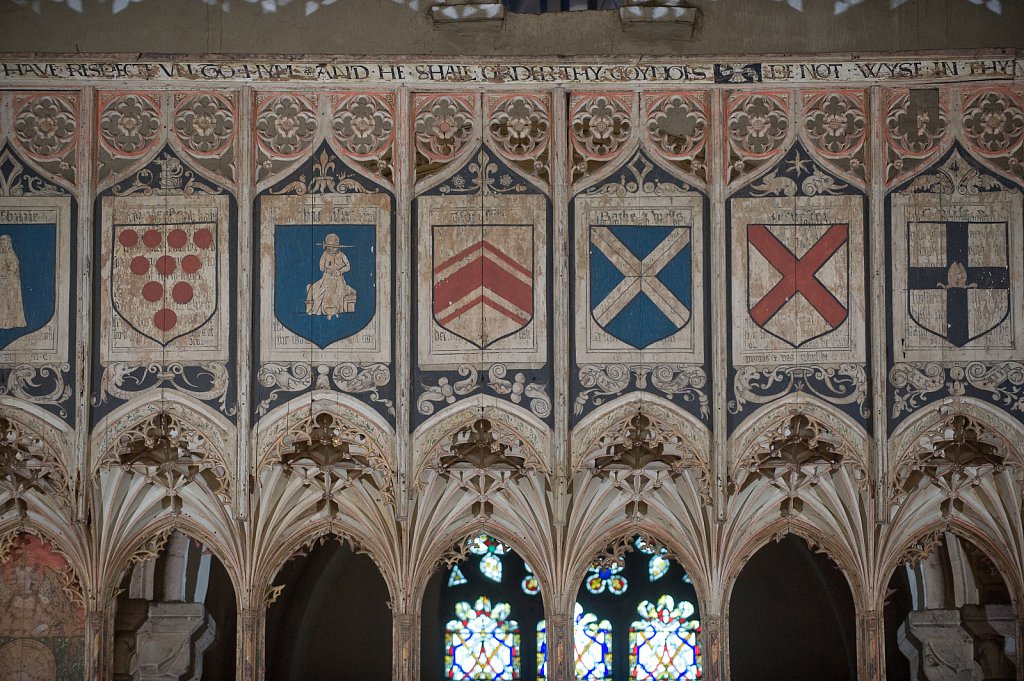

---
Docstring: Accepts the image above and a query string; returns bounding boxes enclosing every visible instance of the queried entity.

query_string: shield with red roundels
[110,220,218,345]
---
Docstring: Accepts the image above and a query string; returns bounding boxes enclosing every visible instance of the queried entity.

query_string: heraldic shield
[432,223,534,349]
[110,221,218,345]
[274,224,377,349]
[589,224,692,349]
[746,222,850,348]
[907,221,1010,347]
[0,223,56,350]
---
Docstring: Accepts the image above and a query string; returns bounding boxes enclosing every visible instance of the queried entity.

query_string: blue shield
[589,224,692,349]
[274,224,377,349]
[0,222,56,350]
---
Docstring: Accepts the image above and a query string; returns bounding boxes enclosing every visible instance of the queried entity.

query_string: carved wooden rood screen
[0,52,1023,681]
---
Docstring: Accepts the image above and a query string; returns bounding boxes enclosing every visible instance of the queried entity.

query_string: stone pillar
[701,614,723,681]
[394,611,419,681]
[238,608,262,681]
[857,609,884,681]
[132,602,215,681]
[546,611,572,681]
[960,604,1017,681]
[85,608,108,681]
[898,609,983,681]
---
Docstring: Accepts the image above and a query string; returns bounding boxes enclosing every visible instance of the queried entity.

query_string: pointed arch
[0,399,74,522]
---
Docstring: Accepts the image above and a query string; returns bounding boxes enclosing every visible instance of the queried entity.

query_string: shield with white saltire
[589,224,692,349]
[907,220,1010,347]
[746,222,849,348]
[432,223,534,349]
[110,220,218,345]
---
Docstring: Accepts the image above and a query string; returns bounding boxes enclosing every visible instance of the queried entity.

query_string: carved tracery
[432,416,538,517]
[732,411,863,516]
[893,413,1013,517]
[101,412,230,505]
[587,409,708,518]
[273,411,394,514]
[0,415,72,518]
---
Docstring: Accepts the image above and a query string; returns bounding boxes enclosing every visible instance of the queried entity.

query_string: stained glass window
[448,565,468,587]
[537,603,613,681]
[635,537,671,582]
[629,595,701,680]
[522,563,540,595]
[469,534,509,583]
[445,596,521,680]
[585,561,627,595]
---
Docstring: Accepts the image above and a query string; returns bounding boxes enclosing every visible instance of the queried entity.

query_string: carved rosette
[11,92,79,185]
[643,91,708,184]
[883,87,950,186]
[891,413,1017,517]
[96,92,162,182]
[959,86,1024,182]
[412,93,477,183]
[569,93,633,185]
[800,89,868,184]
[485,93,550,183]
[98,411,231,506]
[580,408,709,516]
[171,91,236,182]
[254,92,319,182]
[0,414,72,518]
[330,92,395,181]
[259,404,394,514]
[725,91,791,185]
[731,410,865,516]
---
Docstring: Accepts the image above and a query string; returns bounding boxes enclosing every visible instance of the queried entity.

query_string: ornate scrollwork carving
[730,364,869,420]
[101,412,230,505]
[417,364,550,420]
[256,362,393,417]
[96,361,233,416]
[270,411,393,513]
[732,411,864,516]
[892,413,1013,517]
[587,409,708,516]
[0,415,71,518]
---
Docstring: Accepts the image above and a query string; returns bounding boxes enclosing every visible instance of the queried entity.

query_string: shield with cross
[589,224,692,349]
[746,222,849,348]
[906,220,1010,347]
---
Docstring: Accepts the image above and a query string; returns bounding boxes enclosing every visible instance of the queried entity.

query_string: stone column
[857,608,884,681]
[238,607,263,681]
[960,604,1017,681]
[394,611,420,681]
[546,611,572,681]
[84,607,108,681]
[701,614,723,681]
[898,609,982,681]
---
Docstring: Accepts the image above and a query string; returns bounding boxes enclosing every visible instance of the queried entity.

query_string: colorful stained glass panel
[445,597,521,681]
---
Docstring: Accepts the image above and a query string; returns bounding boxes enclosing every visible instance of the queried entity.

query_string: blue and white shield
[589,224,692,349]
[907,220,1010,347]
[0,222,56,350]
[274,223,376,349]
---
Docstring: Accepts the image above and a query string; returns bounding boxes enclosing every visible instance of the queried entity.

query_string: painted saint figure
[305,233,356,319]
[0,235,27,329]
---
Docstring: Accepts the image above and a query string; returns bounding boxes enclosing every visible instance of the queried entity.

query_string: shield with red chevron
[432,223,534,348]
[746,222,849,348]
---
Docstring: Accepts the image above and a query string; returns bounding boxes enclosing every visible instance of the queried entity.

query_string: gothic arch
[563,524,710,619]
[0,399,75,529]
[0,522,89,606]
[101,516,244,605]
[253,520,399,613]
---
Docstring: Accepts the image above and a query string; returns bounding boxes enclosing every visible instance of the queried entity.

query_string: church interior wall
[0,40,1022,681]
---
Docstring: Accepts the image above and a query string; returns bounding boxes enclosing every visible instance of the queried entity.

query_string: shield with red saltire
[432,223,534,349]
[746,222,849,348]
[110,220,219,345]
